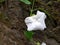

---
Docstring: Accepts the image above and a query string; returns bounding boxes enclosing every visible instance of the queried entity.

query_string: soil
[0,0,60,45]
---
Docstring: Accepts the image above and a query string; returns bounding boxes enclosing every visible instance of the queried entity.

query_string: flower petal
[24,11,47,31]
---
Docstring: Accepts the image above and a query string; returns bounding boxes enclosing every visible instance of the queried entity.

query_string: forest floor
[0,0,60,45]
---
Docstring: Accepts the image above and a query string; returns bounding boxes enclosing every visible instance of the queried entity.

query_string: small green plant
[24,0,35,41]
[24,31,34,40]
[19,0,31,5]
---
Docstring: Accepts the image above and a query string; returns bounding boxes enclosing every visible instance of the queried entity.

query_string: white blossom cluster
[25,11,47,31]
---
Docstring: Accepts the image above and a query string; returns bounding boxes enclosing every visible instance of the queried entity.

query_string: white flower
[41,42,46,45]
[25,10,47,31]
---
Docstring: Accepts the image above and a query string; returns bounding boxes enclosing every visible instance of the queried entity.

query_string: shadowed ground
[0,0,60,45]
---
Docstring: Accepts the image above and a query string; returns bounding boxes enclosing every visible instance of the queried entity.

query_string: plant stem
[30,0,35,16]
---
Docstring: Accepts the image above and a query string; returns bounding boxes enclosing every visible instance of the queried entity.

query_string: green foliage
[0,0,5,3]
[19,0,31,5]
[24,31,34,40]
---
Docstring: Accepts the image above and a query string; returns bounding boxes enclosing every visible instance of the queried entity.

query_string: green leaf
[36,42,41,45]
[24,31,34,40]
[20,0,31,4]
